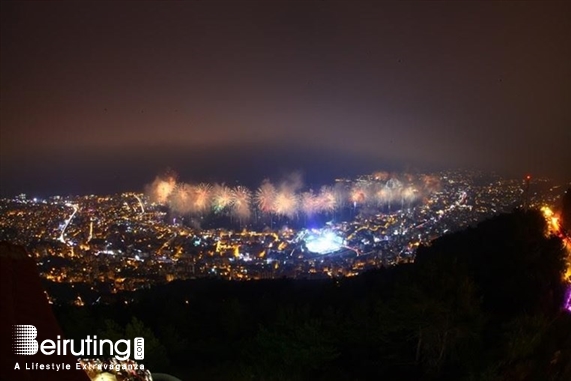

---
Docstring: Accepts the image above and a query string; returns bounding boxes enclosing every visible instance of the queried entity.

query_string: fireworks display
[230,186,253,220]
[212,184,233,213]
[145,171,441,222]
[193,183,212,214]
[255,180,277,214]
[146,175,176,205]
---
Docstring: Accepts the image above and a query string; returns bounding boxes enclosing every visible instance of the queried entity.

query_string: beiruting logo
[12,325,144,360]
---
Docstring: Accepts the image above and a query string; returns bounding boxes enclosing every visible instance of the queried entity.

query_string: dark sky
[1,1,570,196]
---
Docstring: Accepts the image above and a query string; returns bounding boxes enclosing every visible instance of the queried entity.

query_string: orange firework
[231,186,252,219]
[256,180,277,214]
[273,191,298,218]
[301,191,318,216]
[212,184,232,212]
[192,183,212,213]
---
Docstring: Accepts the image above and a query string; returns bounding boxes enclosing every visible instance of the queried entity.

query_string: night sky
[1,1,570,197]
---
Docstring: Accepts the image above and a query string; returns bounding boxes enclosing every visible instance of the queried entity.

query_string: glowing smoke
[146,174,177,204]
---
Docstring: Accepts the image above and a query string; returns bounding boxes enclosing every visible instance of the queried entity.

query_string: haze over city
[1,1,570,197]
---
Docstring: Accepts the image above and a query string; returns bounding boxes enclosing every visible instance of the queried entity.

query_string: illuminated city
[1,1,570,380]
[1,170,568,306]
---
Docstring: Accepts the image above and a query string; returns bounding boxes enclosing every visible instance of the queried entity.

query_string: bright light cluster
[564,285,571,313]
[303,229,344,254]
[541,205,571,313]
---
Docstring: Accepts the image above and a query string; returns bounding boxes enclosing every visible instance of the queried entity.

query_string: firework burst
[301,191,318,216]
[273,191,298,218]
[256,180,277,214]
[319,186,337,213]
[350,185,367,206]
[170,183,193,214]
[212,184,232,213]
[192,183,212,213]
[147,176,177,204]
[231,186,252,220]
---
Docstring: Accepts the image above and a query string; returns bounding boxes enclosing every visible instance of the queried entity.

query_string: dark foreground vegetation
[54,209,571,381]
